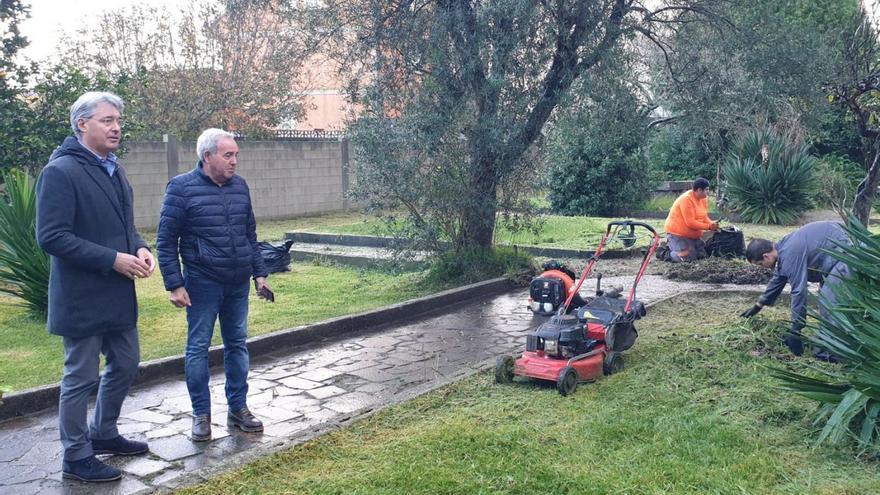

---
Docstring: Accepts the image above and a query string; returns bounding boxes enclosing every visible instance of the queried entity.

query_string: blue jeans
[184,275,251,416]
[60,327,139,461]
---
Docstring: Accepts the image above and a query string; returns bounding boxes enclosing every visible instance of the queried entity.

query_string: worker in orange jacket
[663,177,719,262]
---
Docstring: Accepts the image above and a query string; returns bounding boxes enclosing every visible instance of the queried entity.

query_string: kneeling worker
[664,177,719,262]
[740,221,851,357]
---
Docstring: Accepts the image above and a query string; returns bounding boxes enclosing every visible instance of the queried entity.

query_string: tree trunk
[852,148,880,226]
[459,158,499,249]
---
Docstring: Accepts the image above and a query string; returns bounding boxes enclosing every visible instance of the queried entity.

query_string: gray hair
[196,128,236,161]
[69,92,124,137]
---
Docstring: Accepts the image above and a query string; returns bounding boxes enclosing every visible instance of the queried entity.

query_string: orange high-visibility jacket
[664,190,713,240]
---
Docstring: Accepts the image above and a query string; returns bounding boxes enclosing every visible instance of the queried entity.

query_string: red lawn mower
[496,220,660,396]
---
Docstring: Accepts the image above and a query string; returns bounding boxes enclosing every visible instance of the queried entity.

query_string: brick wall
[122,138,351,230]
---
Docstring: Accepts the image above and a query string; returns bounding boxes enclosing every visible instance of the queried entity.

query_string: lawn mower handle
[605,220,658,237]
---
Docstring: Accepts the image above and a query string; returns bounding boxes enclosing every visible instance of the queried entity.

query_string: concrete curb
[285,231,642,260]
[0,277,517,422]
[288,250,427,270]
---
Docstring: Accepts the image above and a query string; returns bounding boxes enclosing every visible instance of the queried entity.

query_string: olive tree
[313,0,719,251]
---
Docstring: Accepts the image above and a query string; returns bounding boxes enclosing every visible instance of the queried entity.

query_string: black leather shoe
[192,414,212,442]
[227,408,263,432]
[91,435,149,456]
[62,455,123,482]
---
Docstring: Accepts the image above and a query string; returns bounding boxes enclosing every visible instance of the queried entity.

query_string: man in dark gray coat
[36,91,155,482]
[741,221,851,358]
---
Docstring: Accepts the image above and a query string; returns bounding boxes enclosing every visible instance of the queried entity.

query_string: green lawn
[293,211,802,247]
[0,262,444,392]
[180,292,880,495]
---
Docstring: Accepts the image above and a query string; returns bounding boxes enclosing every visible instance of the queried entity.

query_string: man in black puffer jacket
[156,128,270,442]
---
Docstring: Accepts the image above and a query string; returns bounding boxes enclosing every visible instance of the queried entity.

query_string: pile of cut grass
[664,257,773,284]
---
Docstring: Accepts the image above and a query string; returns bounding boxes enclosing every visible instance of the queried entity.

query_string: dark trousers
[59,327,139,461]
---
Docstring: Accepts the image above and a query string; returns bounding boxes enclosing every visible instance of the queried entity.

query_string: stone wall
[122,138,350,230]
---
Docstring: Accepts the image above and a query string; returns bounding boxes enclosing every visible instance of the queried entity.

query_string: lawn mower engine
[527,261,585,316]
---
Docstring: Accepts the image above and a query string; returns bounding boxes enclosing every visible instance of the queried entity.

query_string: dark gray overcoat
[35,136,149,338]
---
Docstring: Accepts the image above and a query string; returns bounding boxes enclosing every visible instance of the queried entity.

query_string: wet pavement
[0,276,768,494]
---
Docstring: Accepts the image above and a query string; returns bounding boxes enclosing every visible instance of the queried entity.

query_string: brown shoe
[227,408,263,432]
[191,414,211,442]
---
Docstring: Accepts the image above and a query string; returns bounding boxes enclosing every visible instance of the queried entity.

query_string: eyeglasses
[84,116,125,127]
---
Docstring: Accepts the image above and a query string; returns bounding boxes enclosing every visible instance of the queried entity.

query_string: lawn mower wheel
[556,366,578,396]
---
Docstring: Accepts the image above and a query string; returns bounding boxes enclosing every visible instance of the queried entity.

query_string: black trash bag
[705,226,745,258]
[258,239,294,273]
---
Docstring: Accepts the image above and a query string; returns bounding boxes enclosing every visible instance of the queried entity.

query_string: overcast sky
[20,0,180,64]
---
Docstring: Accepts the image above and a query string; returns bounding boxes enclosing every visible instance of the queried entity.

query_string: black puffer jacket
[156,163,268,290]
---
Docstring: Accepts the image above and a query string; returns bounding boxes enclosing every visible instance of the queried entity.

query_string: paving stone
[253,405,303,423]
[246,379,277,391]
[296,367,344,382]
[258,369,300,381]
[0,462,50,484]
[323,392,376,414]
[278,376,322,390]
[118,457,171,477]
[150,468,186,488]
[302,408,340,422]
[0,480,44,495]
[121,409,175,424]
[347,366,398,383]
[205,432,269,458]
[329,359,381,373]
[118,422,154,436]
[306,385,347,400]
[273,385,303,396]
[16,440,62,466]
[0,430,36,462]
[355,382,391,394]
[263,420,313,438]
[147,435,208,461]
[146,426,180,439]
[159,394,193,415]
[38,476,149,495]
[247,389,275,406]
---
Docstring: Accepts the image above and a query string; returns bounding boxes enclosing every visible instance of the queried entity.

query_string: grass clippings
[664,257,773,284]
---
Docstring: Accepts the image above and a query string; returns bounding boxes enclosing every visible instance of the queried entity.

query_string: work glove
[784,334,804,356]
[740,304,762,318]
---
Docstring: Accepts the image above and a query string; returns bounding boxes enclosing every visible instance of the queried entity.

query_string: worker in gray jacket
[740,221,851,357]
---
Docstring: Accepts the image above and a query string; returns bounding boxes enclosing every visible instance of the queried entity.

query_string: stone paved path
[0,276,767,494]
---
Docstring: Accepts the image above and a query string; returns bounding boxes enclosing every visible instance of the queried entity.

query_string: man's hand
[169,287,192,308]
[136,247,155,276]
[113,252,151,280]
[710,221,721,232]
[255,277,274,302]
[740,303,763,318]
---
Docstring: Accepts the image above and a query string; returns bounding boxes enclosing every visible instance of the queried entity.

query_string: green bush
[545,103,654,216]
[722,128,816,224]
[0,169,50,316]
[811,154,864,213]
[647,125,716,181]
[772,218,880,450]
[425,246,534,287]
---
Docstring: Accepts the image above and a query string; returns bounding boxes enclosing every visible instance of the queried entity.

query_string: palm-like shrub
[0,169,49,316]
[722,128,816,224]
[772,218,880,449]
